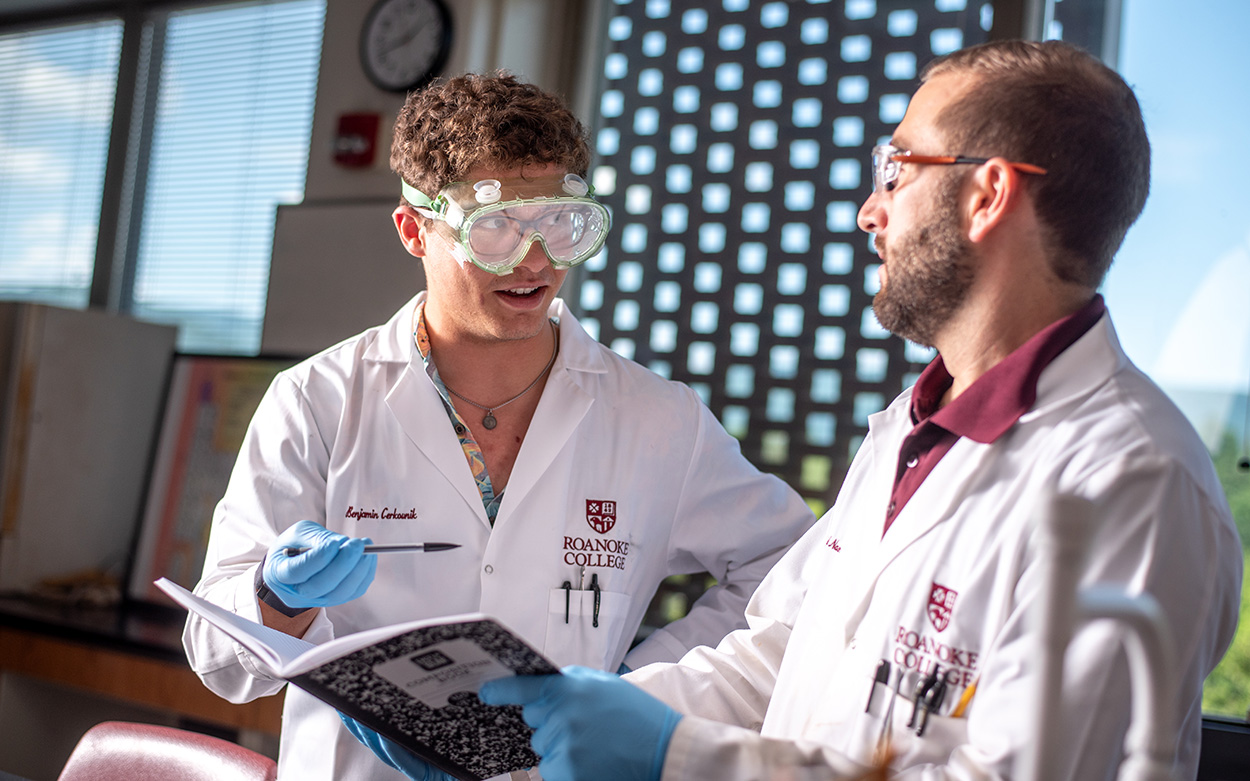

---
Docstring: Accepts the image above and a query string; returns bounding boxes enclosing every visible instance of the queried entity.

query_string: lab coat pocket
[889,710,969,769]
[844,666,969,770]
[543,585,631,670]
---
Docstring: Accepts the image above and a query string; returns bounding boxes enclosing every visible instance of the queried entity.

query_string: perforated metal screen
[579,0,990,512]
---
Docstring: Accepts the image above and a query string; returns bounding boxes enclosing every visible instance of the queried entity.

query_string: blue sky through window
[1103,0,1250,448]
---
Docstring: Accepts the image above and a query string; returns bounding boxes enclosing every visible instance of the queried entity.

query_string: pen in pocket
[865,660,891,713]
[560,573,603,627]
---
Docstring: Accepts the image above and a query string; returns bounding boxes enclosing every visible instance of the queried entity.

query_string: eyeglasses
[871,143,1048,194]
[403,174,611,275]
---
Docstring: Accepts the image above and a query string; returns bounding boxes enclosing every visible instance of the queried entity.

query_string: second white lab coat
[183,295,815,781]
[629,313,1242,781]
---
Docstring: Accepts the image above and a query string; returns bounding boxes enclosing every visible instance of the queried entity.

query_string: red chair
[58,721,277,781]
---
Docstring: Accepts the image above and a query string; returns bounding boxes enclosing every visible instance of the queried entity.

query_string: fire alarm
[333,113,381,168]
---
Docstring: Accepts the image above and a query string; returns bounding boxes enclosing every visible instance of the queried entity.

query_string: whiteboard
[263,199,425,356]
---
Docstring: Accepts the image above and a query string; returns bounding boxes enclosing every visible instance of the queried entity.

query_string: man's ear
[393,205,428,258]
[966,158,1025,244]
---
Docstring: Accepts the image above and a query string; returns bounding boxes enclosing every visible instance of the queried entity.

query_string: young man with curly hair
[182,73,814,781]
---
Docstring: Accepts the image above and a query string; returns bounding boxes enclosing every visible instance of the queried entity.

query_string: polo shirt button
[484,565,494,574]
[887,501,897,515]
[455,424,466,435]
[906,454,919,468]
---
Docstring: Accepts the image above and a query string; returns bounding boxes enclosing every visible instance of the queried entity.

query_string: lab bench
[0,595,281,779]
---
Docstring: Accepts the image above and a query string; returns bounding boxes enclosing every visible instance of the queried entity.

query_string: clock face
[360,0,452,93]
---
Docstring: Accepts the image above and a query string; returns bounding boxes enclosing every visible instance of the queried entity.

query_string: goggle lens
[408,175,611,274]
[463,200,608,272]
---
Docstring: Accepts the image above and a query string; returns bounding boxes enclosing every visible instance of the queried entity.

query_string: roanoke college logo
[927,582,958,632]
[586,499,616,534]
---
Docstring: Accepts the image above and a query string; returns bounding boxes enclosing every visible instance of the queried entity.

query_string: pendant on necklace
[482,413,497,430]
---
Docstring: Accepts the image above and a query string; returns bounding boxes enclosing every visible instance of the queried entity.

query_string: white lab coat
[182,294,814,781]
[629,313,1242,781]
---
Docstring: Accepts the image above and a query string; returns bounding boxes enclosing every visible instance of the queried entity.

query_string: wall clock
[360,0,453,93]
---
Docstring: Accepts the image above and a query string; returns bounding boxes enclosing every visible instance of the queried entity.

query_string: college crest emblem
[927,582,957,632]
[586,499,616,534]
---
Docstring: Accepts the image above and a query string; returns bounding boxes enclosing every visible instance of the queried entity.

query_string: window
[1051,0,1250,719]
[0,20,122,309]
[0,0,326,353]
[1101,0,1250,719]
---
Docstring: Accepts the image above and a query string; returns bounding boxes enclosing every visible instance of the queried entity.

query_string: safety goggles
[871,143,1048,194]
[403,173,611,275]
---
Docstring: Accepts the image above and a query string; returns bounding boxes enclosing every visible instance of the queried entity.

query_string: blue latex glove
[338,714,457,781]
[262,520,376,609]
[479,666,681,781]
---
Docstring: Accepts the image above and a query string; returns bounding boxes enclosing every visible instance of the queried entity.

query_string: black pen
[590,573,601,628]
[283,542,461,556]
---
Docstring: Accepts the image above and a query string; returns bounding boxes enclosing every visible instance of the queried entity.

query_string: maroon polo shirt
[882,294,1108,535]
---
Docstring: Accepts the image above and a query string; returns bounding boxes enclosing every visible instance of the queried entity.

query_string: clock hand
[380,24,423,57]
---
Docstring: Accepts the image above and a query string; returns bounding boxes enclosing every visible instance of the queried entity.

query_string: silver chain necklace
[444,321,558,430]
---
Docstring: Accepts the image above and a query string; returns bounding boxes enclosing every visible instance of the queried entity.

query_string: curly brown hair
[391,71,591,202]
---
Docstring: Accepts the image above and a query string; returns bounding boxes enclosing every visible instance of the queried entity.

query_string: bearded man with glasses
[468,40,1242,781]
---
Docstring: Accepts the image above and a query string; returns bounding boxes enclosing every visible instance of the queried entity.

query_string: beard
[871,177,976,347]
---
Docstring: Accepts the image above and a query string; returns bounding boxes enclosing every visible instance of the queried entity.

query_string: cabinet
[0,303,176,595]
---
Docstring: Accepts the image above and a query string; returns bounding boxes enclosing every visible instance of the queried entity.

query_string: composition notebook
[157,578,560,781]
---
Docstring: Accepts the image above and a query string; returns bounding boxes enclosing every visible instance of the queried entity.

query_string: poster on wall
[127,355,296,603]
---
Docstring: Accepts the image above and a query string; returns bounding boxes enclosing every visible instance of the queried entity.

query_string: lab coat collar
[548,298,611,377]
[872,306,1125,439]
[911,295,1107,444]
[360,292,423,365]
[359,292,610,378]
[1020,309,1128,424]
[863,308,1128,508]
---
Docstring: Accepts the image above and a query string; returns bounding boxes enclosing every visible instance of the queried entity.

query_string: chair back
[58,721,277,781]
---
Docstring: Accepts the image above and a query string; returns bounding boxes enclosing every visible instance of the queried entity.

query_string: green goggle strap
[403,176,598,212]
[401,180,441,212]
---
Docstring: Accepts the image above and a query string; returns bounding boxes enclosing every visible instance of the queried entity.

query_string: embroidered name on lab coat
[345,505,419,520]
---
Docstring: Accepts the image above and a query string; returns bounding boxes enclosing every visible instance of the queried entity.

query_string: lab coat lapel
[499,314,600,513]
[500,366,593,512]
[385,359,492,528]
[876,437,991,559]
[836,412,993,639]
[822,404,910,641]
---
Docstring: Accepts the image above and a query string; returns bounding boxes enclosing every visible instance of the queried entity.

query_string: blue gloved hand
[337,714,456,781]
[479,665,681,781]
[262,520,376,609]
